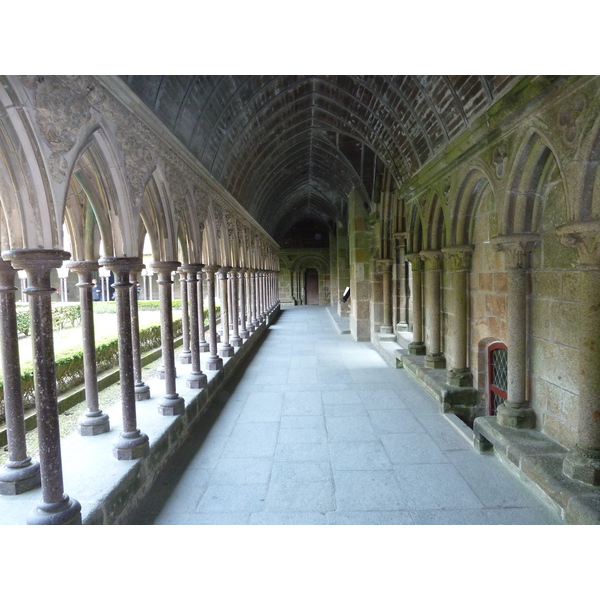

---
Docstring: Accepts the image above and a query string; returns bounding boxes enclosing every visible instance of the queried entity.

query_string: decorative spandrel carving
[165,164,188,215]
[48,152,69,184]
[492,144,508,178]
[116,126,154,205]
[193,186,209,225]
[558,95,586,144]
[25,76,92,154]
[556,220,600,267]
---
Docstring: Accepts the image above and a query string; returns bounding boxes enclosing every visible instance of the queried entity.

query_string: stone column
[491,234,538,429]
[251,270,260,328]
[177,268,192,364]
[3,249,81,524]
[377,259,393,334]
[218,267,235,357]
[229,268,243,346]
[203,266,223,370]
[129,265,151,400]
[246,269,256,332]
[405,253,425,355]
[0,259,41,495]
[420,250,445,368]
[393,233,409,331]
[99,257,150,460]
[65,260,111,434]
[181,264,207,389]
[150,261,185,416]
[441,246,474,387]
[197,269,209,352]
[556,221,600,484]
[238,269,249,339]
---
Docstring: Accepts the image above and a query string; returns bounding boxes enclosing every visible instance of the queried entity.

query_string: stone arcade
[0,75,599,524]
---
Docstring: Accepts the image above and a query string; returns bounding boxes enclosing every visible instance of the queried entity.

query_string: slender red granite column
[150,260,185,416]
[197,268,209,352]
[3,249,81,524]
[229,268,243,347]
[99,256,150,460]
[218,267,234,357]
[0,258,41,495]
[65,260,111,433]
[129,264,151,400]
[203,265,223,370]
[181,263,207,389]
[177,267,192,365]
[238,268,249,339]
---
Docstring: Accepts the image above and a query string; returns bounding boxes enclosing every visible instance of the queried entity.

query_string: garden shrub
[0,317,183,422]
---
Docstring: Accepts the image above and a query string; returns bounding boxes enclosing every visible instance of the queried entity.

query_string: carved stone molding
[555,220,600,267]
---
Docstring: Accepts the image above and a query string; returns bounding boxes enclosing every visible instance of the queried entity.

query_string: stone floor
[128,305,563,525]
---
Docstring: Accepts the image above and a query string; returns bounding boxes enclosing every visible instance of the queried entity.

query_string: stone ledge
[326,306,350,334]
[401,354,480,423]
[0,306,280,525]
[474,416,600,525]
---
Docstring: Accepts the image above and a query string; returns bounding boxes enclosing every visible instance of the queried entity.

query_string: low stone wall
[0,306,280,525]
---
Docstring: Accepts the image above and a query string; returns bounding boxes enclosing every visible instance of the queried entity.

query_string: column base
[206,356,223,370]
[199,341,210,353]
[135,383,151,401]
[157,364,165,379]
[78,410,110,436]
[240,329,249,339]
[396,322,409,332]
[446,368,473,388]
[186,372,208,389]
[231,336,243,347]
[0,460,41,495]
[179,350,192,364]
[158,395,185,416]
[563,447,600,486]
[27,494,82,525]
[221,344,235,357]
[247,323,255,333]
[408,342,426,355]
[380,324,393,334]
[113,430,150,460]
[496,402,535,429]
[424,353,446,369]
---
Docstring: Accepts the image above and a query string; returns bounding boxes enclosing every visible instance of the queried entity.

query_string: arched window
[488,341,508,415]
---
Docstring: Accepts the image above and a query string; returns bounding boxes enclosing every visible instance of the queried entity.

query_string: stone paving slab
[129,306,563,526]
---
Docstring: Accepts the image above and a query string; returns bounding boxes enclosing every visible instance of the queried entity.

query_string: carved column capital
[405,252,422,270]
[393,232,407,247]
[419,250,444,270]
[441,245,474,271]
[555,220,600,267]
[376,259,393,274]
[490,234,539,269]
[149,260,181,278]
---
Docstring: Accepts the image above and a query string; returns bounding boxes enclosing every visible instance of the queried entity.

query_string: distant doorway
[305,268,319,304]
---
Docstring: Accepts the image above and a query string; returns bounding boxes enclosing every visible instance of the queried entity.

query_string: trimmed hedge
[0,317,184,421]
[16,303,82,337]
[92,300,183,314]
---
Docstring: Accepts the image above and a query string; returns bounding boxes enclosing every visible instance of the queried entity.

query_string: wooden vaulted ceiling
[121,75,517,242]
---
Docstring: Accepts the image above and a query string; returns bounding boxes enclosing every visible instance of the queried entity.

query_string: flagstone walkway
[129,305,562,525]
